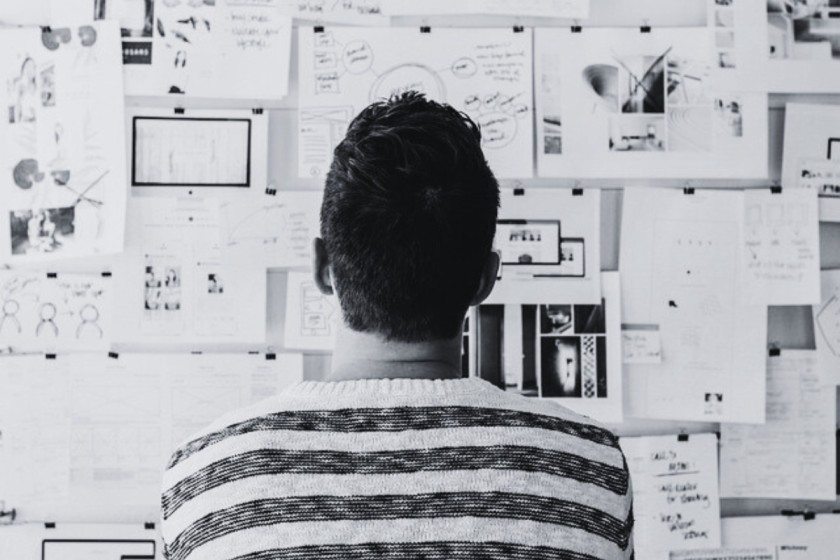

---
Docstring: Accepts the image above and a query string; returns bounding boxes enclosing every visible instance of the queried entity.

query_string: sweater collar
[283,377,494,398]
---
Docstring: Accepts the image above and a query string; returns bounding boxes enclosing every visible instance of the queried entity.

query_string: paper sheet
[537,272,623,422]
[0,352,303,522]
[619,433,722,560]
[621,323,662,364]
[284,271,339,351]
[722,514,840,559]
[763,0,840,92]
[279,0,388,25]
[670,549,774,560]
[621,188,767,423]
[220,190,321,268]
[742,188,820,305]
[0,22,128,264]
[0,523,161,560]
[298,26,534,179]
[113,197,266,346]
[720,350,836,501]
[96,0,292,101]
[485,188,600,304]
[705,0,769,91]
[535,27,768,179]
[478,273,622,422]
[0,271,112,353]
[815,269,840,385]
[781,103,840,222]
[383,0,590,18]
[126,107,268,193]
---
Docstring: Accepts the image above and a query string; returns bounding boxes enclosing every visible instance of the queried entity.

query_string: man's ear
[469,250,500,306]
[312,237,334,296]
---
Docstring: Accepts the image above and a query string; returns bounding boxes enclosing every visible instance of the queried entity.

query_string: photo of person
[541,337,582,398]
[164,267,181,310]
[207,273,224,294]
[144,263,181,311]
[540,304,573,334]
[144,265,162,310]
[9,207,75,255]
[8,56,38,124]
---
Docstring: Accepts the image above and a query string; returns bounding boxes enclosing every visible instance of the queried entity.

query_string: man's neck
[327,323,463,382]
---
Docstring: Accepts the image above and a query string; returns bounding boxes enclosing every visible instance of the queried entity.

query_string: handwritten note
[298,27,534,179]
[622,324,662,364]
[279,0,387,24]
[720,350,837,501]
[620,433,721,560]
[742,189,820,305]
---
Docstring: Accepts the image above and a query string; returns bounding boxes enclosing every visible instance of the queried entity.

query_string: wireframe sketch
[301,282,334,337]
[767,0,840,61]
[132,117,251,186]
[299,27,534,178]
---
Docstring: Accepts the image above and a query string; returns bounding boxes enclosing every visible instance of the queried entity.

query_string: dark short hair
[321,92,499,342]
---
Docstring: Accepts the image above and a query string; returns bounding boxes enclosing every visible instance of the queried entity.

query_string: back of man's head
[321,91,500,343]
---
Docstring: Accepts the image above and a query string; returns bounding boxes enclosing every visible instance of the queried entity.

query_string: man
[161,92,634,560]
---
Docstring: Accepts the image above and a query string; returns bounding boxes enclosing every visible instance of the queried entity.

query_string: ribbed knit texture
[161,377,634,560]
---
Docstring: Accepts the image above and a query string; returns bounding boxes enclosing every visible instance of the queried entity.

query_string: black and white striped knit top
[161,377,634,560]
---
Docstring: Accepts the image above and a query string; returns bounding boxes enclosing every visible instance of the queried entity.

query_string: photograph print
[767,0,840,61]
[539,300,608,400]
[9,207,75,256]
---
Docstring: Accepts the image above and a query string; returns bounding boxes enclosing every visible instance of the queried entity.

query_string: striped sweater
[161,377,634,560]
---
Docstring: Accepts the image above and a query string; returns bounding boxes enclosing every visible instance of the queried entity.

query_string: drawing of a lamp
[581,64,619,113]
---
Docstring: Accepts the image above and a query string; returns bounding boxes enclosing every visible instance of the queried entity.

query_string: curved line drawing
[668,107,712,152]
[0,299,22,335]
[582,64,619,113]
[77,303,103,339]
[369,63,446,103]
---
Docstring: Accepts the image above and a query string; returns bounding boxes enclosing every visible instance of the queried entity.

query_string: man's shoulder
[165,380,621,475]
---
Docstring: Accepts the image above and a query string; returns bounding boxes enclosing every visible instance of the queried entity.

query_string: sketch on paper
[0,271,111,352]
[298,27,534,179]
[782,103,840,221]
[815,270,840,384]
[96,0,292,100]
[127,107,268,193]
[620,189,767,423]
[284,272,338,351]
[114,198,266,345]
[486,189,600,304]
[132,117,251,187]
[1,22,127,263]
[536,27,767,179]
[220,191,321,268]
